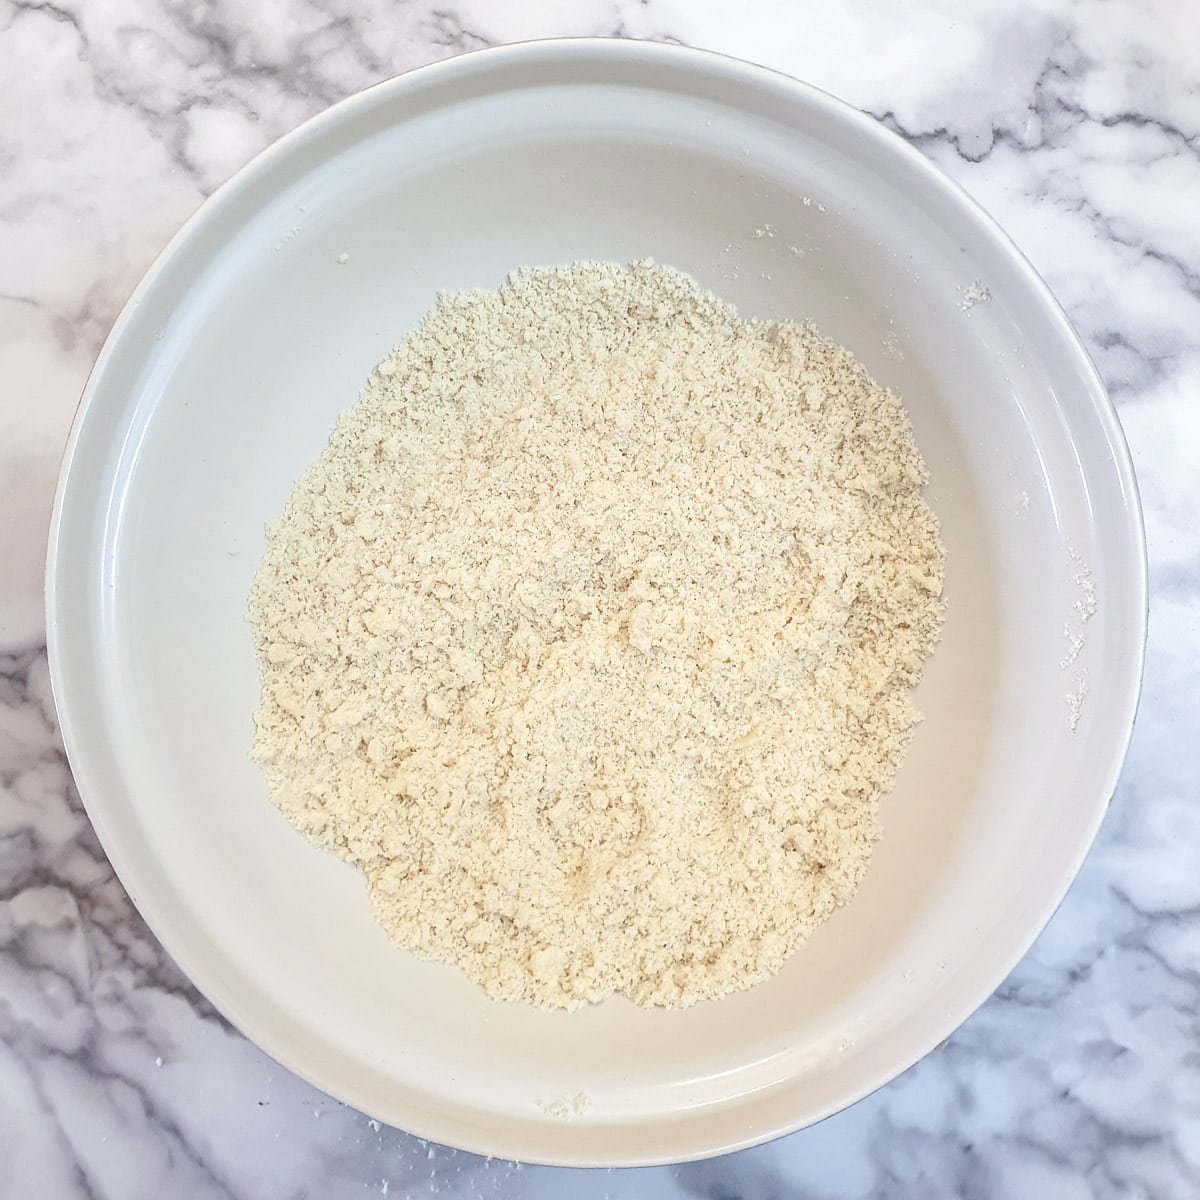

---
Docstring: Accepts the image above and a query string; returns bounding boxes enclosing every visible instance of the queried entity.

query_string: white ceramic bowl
[47,40,1146,1166]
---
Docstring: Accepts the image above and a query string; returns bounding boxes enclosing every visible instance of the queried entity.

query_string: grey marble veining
[2,0,1197,1196]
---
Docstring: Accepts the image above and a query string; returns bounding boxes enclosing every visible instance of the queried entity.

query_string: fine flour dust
[249,262,944,1009]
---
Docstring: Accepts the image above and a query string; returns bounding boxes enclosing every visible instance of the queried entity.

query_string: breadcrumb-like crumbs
[249,261,944,1009]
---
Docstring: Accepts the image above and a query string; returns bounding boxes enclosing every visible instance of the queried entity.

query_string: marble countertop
[2,0,1197,1195]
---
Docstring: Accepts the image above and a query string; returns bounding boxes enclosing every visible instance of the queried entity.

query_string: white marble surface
[2,0,1197,1194]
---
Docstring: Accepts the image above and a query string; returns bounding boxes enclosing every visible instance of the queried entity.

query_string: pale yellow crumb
[248,261,944,1010]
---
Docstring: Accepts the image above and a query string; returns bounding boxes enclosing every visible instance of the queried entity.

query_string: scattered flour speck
[1061,547,1097,728]
[1067,673,1089,732]
[1060,628,1085,669]
[883,330,906,362]
[958,282,991,311]
[539,1092,589,1120]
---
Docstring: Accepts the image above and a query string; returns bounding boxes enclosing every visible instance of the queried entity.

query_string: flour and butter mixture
[249,261,944,1009]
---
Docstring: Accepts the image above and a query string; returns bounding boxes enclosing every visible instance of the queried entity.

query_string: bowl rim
[45,36,1148,1167]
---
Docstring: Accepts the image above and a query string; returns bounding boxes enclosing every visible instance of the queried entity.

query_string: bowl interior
[48,43,1144,1165]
